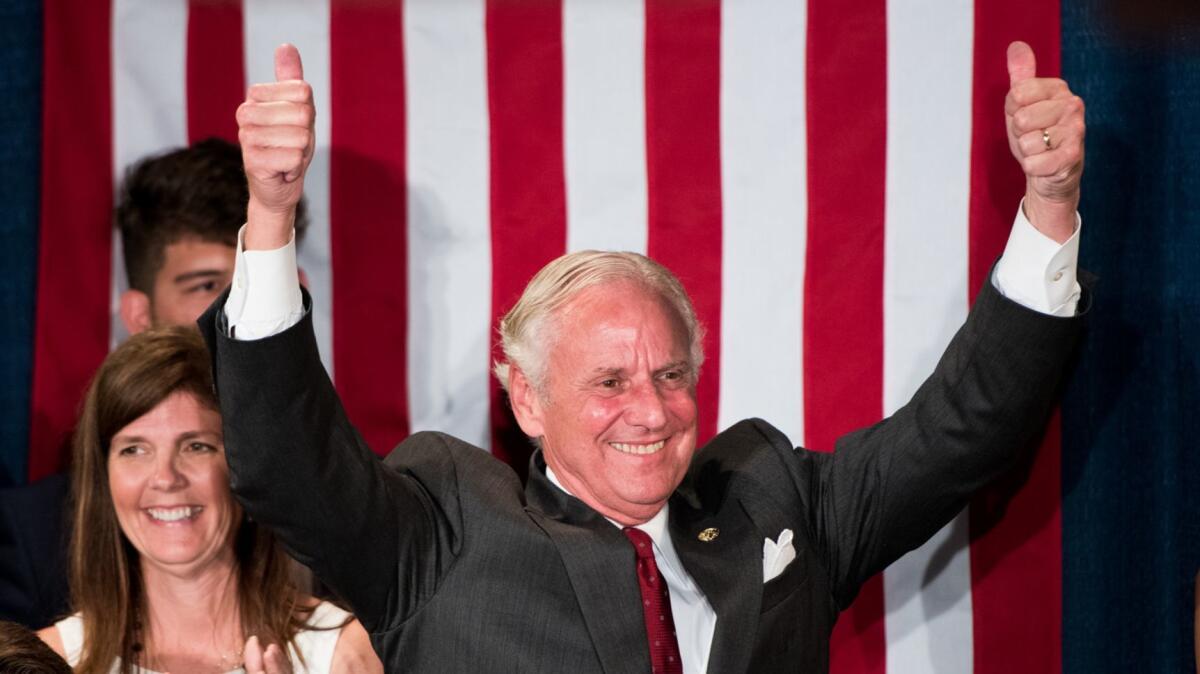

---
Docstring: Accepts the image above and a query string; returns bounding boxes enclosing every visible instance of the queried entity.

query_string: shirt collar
[544,465,685,577]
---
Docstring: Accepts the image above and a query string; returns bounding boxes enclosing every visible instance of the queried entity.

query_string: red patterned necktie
[623,527,684,674]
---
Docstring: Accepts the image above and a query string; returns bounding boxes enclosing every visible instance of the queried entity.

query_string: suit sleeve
[198,289,462,633]
[777,271,1088,609]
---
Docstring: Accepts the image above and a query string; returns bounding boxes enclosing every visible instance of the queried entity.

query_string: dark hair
[115,138,310,294]
[69,326,311,674]
[0,620,72,674]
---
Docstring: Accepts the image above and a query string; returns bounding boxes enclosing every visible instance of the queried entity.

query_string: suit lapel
[670,484,762,674]
[525,456,649,674]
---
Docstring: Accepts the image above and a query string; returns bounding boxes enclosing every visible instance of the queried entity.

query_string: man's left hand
[1005,40,1085,244]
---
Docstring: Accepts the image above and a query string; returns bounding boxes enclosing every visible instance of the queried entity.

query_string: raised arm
[804,42,1087,605]
[199,45,459,631]
[811,270,1085,607]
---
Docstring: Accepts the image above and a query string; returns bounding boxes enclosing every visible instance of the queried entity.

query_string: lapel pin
[698,527,719,542]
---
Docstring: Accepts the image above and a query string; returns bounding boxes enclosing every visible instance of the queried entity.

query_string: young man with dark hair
[116,137,309,333]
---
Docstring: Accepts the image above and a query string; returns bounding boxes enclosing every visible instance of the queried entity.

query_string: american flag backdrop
[31,0,1066,671]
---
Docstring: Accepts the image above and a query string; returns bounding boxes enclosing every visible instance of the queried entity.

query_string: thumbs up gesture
[237,44,315,250]
[1004,41,1085,244]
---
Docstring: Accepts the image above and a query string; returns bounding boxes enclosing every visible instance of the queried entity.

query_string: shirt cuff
[992,201,1082,317]
[223,224,305,340]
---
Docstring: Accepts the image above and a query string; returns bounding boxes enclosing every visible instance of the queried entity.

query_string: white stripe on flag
[563,0,647,254]
[244,0,335,376]
[404,0,493,451]
[110,0,189,350]
[716,0,807,444]
[882,0,975,670]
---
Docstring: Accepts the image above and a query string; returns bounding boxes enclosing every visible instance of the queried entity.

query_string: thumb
[274,43,304,82]
[1006,40,1036,86]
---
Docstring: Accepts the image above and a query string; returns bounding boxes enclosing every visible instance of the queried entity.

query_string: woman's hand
[243,635,294,674]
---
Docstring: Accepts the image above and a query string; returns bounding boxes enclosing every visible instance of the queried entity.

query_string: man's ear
[119,289,153,335]
[508,366,546,439]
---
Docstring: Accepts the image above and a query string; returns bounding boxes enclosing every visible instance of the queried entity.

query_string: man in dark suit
[203,41,1087,672]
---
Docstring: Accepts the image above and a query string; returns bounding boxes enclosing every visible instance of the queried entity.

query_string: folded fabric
[762,528,796,583]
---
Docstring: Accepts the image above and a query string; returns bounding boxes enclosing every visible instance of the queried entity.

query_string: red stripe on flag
[186,0,246,144]
[329,1,409,456]
[28,0,114,481]
[486,0,567,476]
[804,0,888,671]
[644,0,722,445]
[968,6,1063,673]
[972,414,1064,673]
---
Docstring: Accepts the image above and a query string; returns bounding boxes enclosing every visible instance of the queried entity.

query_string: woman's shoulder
[38,613,83,665]
[289,598,381,674]
[301,598,352,630]
[327,619,382,674]
[288,598,352,673]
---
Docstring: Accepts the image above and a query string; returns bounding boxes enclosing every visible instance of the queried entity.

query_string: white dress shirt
[223,204,1082,674]
[545,466,717,674]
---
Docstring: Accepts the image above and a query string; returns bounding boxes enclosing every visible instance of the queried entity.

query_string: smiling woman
[35,327,380,674]
[105,391,239,579]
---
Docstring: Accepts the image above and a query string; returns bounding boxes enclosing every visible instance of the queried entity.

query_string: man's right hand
[237,43,315,250]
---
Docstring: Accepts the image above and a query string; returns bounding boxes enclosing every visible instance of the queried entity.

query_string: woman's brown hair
[68,326,312,674]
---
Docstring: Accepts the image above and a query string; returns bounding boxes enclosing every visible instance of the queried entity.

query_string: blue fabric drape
[0,0,41,487]
[1062,1,1200,671]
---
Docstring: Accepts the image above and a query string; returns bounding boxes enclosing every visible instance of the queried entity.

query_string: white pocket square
[762,528,796,583]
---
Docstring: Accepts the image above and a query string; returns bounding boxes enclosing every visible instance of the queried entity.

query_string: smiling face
[148,237,236,328]
[514,281,699,525]
[107,391,240,577]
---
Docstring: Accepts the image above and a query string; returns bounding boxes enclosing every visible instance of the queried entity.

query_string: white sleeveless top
[54,600,351,674]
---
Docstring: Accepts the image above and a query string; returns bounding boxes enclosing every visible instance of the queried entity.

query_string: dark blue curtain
[0,0,41,488]
[1062,1,1200,671]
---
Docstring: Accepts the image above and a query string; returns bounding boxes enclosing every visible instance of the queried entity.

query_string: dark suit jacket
[198,276,1085,673]
[0,473,70,628]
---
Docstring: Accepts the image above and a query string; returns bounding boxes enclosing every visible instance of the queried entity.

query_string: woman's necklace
[138,645,245,673]
[215,645,246,672]
[134,619,247,673]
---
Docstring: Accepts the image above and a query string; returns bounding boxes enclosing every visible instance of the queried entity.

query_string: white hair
[493,250,705,394]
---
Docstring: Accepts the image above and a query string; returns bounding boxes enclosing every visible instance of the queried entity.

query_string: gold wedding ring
[1042,129,1051,150]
